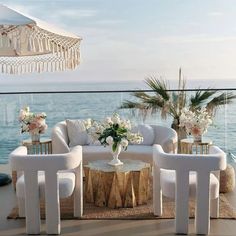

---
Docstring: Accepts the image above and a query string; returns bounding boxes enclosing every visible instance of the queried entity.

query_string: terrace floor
[0,164,236,236]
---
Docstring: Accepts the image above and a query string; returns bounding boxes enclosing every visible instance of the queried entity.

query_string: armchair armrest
[10,146,82,172]
[153,144,227,172]
[151,125,178,153]
[159,136,178,154]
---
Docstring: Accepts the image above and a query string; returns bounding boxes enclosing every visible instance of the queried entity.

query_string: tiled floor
[0,164,236,236]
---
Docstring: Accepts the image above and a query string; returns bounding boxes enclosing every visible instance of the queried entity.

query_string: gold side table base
[180,138,213,154]
[12,138,52,189]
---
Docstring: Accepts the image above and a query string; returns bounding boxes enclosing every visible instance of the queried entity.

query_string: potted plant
[86,114,143,166]
[179,107,213,142]
[19,106,47,142]
[120,68,236,141]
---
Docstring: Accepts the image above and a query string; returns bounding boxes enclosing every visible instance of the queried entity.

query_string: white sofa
[51,121,178,164]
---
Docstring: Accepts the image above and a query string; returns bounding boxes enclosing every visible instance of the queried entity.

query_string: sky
[0,0,236,86]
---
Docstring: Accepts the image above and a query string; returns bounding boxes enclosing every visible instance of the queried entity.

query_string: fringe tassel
[0,25,81,74]
[0,56,79,74]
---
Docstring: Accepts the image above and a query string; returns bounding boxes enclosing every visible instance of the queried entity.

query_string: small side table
[22,138,52,154]
[12,138,52,189]
[84,159,151,208]
[180,138,213,154]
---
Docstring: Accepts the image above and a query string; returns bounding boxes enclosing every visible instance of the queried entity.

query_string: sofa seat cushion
[77,145,153,164]
[81,145,110,153]
[160,169,219,199]
[16,171,75,199]
[81,145,153,154]
[126,145,153,155]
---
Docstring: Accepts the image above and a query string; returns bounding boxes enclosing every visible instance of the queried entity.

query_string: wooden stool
[220,164,235,193]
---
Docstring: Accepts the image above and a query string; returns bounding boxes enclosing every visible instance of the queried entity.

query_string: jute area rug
[8,193,236,220]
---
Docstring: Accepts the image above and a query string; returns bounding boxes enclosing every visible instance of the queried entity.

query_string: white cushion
[125,145,153,155]
[16,171,75,199]
[66,119,89,147]
[132,124,155,145]
[160,169,219,199]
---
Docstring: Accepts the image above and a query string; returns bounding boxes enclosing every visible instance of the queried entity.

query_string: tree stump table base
[84,159,151,208]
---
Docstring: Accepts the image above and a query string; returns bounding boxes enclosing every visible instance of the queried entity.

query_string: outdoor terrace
[0,88,236,235]
[0,163,236,236]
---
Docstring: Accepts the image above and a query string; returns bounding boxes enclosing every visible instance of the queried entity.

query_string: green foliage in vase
[98,123,128,152]
[87,114,143,152]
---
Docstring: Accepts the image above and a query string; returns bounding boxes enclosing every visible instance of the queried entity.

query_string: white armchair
[153,144,226,235]
[10,146,83,235]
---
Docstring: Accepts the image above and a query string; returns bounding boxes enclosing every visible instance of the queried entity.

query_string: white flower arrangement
[19,106,47,135]
[84,113,143,152]
[179,107,212,137]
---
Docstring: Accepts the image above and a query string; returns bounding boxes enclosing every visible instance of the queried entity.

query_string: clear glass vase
[193,134,202,142]
[31,133,40,142]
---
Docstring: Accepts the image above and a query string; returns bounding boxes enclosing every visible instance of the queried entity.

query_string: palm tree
[120,68,236,131]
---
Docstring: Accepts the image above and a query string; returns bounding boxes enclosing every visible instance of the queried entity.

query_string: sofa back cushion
[132,124,155,145]
[51,121,70,154]
[66,119,89,147]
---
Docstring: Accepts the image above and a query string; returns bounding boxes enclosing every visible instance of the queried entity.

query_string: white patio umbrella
[0,4,82,74]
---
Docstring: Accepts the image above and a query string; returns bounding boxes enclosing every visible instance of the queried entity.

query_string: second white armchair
[153,144,226,235]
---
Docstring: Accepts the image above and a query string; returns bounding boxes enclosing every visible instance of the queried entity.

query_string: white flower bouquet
[19,106,47,135]
[179,107,212,139]
[85,113,143,152]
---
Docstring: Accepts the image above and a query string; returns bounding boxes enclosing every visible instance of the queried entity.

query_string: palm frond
[120,95,164,110]
[120,69,236,123]
[190,90,216,109]
[119,100,152,120]
[120,98,164,120]
[132,91,151,100]
[119,100,146,109]
[206,92,236,114]
[145,77,170,101]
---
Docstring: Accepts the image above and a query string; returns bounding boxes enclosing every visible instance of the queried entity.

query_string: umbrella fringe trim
[0,57,80,74]
[0,25,81,74]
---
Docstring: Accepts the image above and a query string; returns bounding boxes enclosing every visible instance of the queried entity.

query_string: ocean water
[0,79,236,164]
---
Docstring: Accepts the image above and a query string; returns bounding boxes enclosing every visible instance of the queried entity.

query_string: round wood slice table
[84,159,151,209]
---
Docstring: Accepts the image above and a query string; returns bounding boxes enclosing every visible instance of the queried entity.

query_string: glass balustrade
[0,89,235,164]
